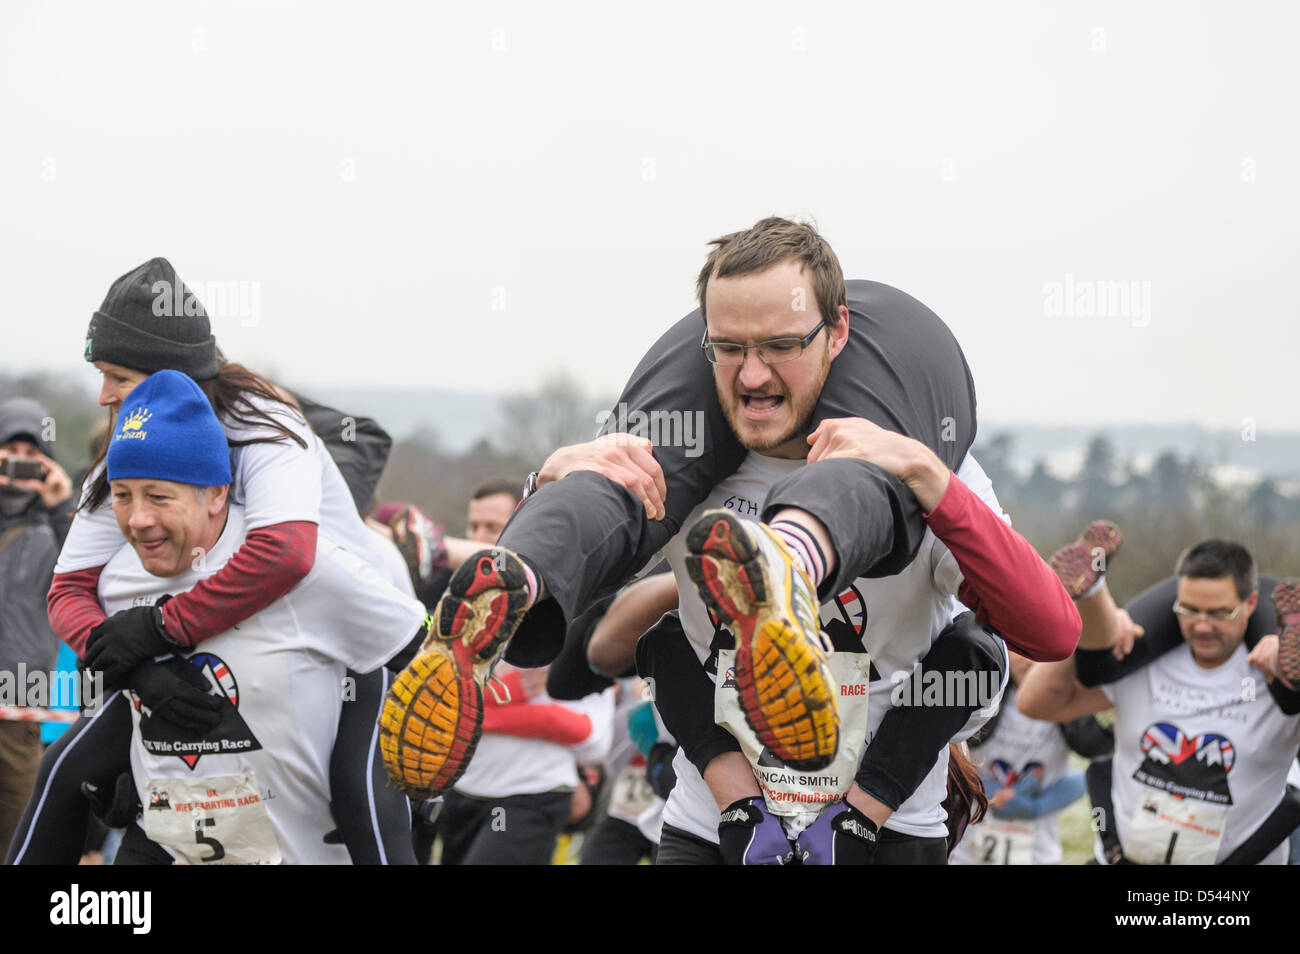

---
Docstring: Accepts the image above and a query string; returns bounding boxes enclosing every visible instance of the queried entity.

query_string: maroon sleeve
[924,473,1080,662]
[47,565,108,658]
[481,703,594,745]
[160,521,317,647]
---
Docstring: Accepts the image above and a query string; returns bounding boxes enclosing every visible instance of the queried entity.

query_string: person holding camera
[0,396,74,857]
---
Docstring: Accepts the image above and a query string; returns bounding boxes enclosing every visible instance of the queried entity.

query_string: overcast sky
[2,1,1296,431]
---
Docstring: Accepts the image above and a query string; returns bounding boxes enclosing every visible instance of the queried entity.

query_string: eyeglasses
[701,320,826,366]
[1171,601,1244,623]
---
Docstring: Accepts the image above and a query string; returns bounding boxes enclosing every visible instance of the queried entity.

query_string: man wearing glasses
[1019,538,1300,864]
[383,216,1081,863]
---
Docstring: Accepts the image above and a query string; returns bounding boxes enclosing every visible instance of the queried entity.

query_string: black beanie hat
[84,258,221,381]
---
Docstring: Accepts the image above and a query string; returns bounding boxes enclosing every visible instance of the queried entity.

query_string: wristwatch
[522,471,539,501]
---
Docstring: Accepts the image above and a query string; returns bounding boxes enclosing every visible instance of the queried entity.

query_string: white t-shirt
[952,685,1072,865]
[1100,642,1300,865]
[99,504,426,864]
[58,393,391,576]
[454,688,616,800]
[660,452,1009,845]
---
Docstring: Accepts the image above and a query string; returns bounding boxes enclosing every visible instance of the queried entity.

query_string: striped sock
[770,520,829,590]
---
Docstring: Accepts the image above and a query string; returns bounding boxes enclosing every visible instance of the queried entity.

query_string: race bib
[608,762,658,821]
[1125,787,1227,865]
[142,771,281,865]
[967,817,1035,865]
[714,649,873,817]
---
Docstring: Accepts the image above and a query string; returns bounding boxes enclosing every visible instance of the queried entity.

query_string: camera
[1,458,44,481]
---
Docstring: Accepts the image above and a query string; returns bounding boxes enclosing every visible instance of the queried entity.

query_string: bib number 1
[971,818,1035,865]
[1125,788,1226,865]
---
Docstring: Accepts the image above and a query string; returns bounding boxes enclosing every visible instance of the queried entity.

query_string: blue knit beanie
[106,370,231,486]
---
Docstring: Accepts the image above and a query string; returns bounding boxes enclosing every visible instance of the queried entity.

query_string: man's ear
[827,304,850,360]
[1245,589,1259,618]
[208,484,230,515]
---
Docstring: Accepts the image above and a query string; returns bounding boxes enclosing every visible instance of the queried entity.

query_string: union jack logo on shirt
[1139,722,1236,774]
[190,652,240,707]
[825,584,868,636]
[990,759,1044,787]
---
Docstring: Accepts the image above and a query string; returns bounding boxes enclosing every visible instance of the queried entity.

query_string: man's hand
[537,433,667,521]
[125,657,226,732]
[1247,635,1294,688]
[0,448,72,508]
[989,786,1016,811]
[807,418,950,511]
[81,602,179,690]
[794,798,879,865]
[1109,608,1145,660]
[717,796,793,865]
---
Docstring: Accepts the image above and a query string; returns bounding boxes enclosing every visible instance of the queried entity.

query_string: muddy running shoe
[1049,520,1124,599]
[1273,581,1300,688]
[388,505,448,591]
[685,509,838,771]
[380,548,531,798]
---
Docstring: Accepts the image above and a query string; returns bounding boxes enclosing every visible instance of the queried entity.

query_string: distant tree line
[7,370,1295,601]
[977,433,1300,605]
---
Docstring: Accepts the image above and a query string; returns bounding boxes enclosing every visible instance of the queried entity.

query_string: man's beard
[716,349,830,453]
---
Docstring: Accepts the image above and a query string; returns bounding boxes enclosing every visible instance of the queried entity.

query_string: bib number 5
[193,816,226,862]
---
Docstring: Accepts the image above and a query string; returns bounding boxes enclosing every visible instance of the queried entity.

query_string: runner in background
[1020,538,1300,864]
[951,652,1108,865]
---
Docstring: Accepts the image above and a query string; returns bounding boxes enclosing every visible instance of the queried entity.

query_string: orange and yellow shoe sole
[379,548,530,798]
[686,510,838,770]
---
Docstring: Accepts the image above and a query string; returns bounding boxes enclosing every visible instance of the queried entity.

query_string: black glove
[81,599,181,691]
[717,797,793,865]
[129,657,225,733]
[794,800,880,865]
[81,773,141,828]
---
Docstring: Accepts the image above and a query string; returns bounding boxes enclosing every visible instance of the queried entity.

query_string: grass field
[1058,754,1098,864]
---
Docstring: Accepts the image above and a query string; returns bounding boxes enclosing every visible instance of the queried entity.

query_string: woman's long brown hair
[82,361,307,513]
[942,742,988,856]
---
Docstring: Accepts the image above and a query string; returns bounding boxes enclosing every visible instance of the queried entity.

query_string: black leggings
[113,822,173,865]
[856,613,1006,809]
[6,669,415,865]
[6,691,131,864]
[581,816,656,865]
[438,790,571,865]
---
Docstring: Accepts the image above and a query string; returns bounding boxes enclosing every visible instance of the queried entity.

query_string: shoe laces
[484,658,513,705]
